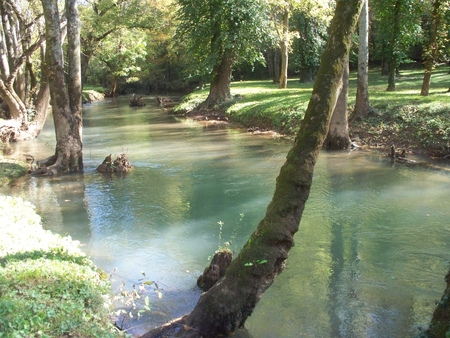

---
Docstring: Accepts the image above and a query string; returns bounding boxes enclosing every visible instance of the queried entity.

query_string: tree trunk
[421,0,442,96]
[273,48,281,84]
[352,0,371,120]
[386,0,401,92]
[427,267,450,337]
[141,0,363,336]
[278,9,289,89]
[38,0,83,175]
[204,49,234,108]
[325,58,351,149]
[386,60,396,91]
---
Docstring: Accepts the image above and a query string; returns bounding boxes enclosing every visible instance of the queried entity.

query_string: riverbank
[173,65,450,159]
[0,195,123,337]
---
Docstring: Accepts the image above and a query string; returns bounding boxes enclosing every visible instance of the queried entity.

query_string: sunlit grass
[0,196,122,337]
[176,64,450,153]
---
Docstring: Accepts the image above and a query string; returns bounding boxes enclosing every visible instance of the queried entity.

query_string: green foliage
[371,0,424,67]
[0,196,122,337]
[175,0,273,77]
[290,2,332,78]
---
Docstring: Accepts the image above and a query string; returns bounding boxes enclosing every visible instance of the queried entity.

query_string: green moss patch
[0,160,28,186]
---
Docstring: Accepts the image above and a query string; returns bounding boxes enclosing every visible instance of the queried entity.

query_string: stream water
[3,96,450,337]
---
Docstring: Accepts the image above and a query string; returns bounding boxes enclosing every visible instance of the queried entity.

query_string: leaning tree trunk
[427,266,450,337]
[325,58,351,150]
[203,49,234,108]
[352,0,371,120]
[278,9,289,89]
[38,0,83,175]
[141,0,363,337]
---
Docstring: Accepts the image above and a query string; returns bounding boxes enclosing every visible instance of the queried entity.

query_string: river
[3,96,450,337]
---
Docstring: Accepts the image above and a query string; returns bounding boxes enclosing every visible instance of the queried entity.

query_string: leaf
[257,259,267,264]
[244,262,253,267]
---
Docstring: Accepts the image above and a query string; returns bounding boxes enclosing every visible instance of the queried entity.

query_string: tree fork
[141,0,363,337]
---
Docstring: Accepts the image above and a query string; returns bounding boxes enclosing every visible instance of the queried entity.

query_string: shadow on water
[3,97,450,337]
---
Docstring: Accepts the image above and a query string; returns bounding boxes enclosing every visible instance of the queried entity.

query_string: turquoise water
[5,96,450,337]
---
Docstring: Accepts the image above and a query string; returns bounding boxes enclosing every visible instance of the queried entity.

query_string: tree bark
[386,0,401,92]
[352,0,371,120]
[38,0,83,174]
[204,49,234,108]
[427,266,450,337]
[273,48,281,84]
[421,0,442,96]
[278,9,289,89]
[141,0,363,336]
[325,58,351,150]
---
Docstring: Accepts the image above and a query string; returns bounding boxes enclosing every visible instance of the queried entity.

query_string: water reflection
[3,97,450,337]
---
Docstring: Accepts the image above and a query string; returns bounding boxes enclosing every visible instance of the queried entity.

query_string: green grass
[175,64,450,155]
[0,196,123,338]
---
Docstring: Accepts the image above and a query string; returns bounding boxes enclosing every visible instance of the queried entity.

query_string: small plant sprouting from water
[215,213,245,253]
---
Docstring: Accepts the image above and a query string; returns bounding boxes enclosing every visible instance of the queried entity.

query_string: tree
[352,0,371,119]
[290,4,331,83]
[0,0,50,141]
[93,28,147,96]
[279,5,290,89]
[268,0,292,89]
[141,0,363,336]
[78,0,170,85]
[324,56,351,149]
[371,0,423,91]
[420,0,447,96]
[175,0,272,108]
[37,0,83,174]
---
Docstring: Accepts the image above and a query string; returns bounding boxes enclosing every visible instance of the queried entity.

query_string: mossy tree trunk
[427,267,450,337]
[38,0,83,174]
[141,0,363,337]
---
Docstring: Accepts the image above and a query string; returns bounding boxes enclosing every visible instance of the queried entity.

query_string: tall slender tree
[142,0,363,336]
[38,0,83,174]
[420,0,447,96]
[372,0,423,91]
[325,56,351,149]
[352,0,371,119]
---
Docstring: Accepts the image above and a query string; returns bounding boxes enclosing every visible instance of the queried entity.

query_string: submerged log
[97,154,132,173]
[197,250,233,291]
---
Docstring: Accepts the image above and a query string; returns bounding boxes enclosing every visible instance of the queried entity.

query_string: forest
[1,0,450,337]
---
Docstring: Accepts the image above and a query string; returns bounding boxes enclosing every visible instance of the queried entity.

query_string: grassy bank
[175,65,450,157]
[0,196,122,337]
